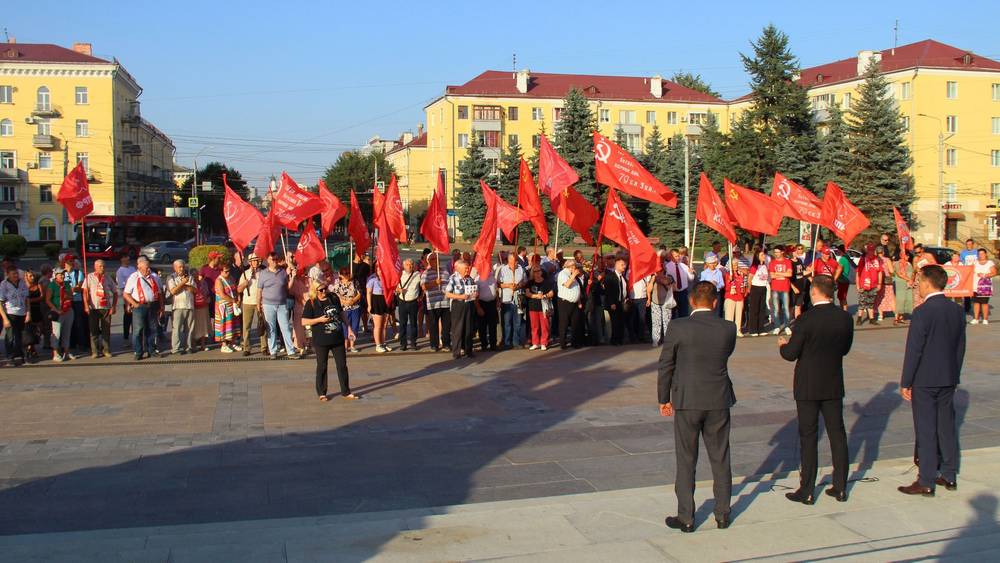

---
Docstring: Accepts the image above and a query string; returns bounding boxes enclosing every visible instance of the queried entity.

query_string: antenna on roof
[892,20,898,55]
[512,52,516,72]
[2,28,8,43]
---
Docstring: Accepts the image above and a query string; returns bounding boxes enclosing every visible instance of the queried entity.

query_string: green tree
[671,71,721,98]
[812,103,852,193]
[847,58,915,238]
[322,149,396,220]
[495,138,523,244]
[454,131,492,240]
[648,134,702,246]
[177,162,247,234]
[554,88,598,206]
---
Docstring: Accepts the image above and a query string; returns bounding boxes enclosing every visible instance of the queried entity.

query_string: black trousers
[674,408,732,525]
[4,314,25,360]
[557,299,583,348]
[747,286,767,334]
[450,300,475,357]
[913,386,959,487]
[673,289,689,318]
[796,399,849,493]
[70,300,89,351]
[426,307,451,350]
[607,305,626,345]
[396,300,419,349]
[476,299,498,350]
[122,305,133,341]
[313,342,350,397]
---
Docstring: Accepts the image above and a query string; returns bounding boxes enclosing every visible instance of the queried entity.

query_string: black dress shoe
[825,488,848,502]
[785,489,816,505]
[664,516,694,533]
[898,480,935,496]
[935,477,957,491]
[716,515,731,529]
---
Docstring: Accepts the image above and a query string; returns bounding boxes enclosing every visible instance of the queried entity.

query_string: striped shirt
[421,268,448,310]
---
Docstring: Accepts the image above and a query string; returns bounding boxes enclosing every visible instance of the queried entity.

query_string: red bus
[79,215,197,259]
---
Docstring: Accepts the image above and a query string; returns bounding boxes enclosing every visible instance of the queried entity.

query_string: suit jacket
[602,270,627,309]
[901,294,966,388]
[778,303,854,401]
[657,310,737,410]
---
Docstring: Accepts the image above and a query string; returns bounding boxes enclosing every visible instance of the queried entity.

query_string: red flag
[893,207,914,253]
[695,174,737,244]
[318,180,346,239]
[942,264,975,298]
[552,186,599,245]
[56,161,93,223]
[494,192,528,242]
[347,190,371,258]
[420,170,450,253]
[383,175,408,243]
[372,184,385,223]
[537,134,578,198]
[723,179,784,236]
[599,188,660,282]
[518,158,548,244]
[272,172,324,230]
[223,174,264,252]
[375,205,402,305]
[295,223,326,273]
[593,131,677,207]
[254,209,280,259]
[820,182,870,247]
[473,181,500,281]
[770,172,822,223]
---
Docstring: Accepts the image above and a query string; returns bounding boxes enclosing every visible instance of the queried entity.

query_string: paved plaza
[0,324,998,561]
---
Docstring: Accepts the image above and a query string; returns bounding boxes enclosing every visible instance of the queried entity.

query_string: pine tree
[641,125,668,176]
[847,58,915,238]
[454,131,492,241]
[648,134,701,246]
[772,136,815,243]
[495,138,523,244]
[554,88,598,207]
[671,71,721,98]
[813,103,852,193]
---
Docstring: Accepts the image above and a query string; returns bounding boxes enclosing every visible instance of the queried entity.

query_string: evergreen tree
[698,112,731,190]
[812,103,852,193]
[772,136,816,243]
[847,58,915,238]
[671,71,721,98]
[648,134,702,246]
[553,88,598,207]
[454,131,492,241]
[641,125,668,176]
[495,138,523,244]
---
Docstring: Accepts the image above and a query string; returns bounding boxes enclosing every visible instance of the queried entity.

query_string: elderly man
[497,252,524,350]
[444,259,478,359]
[167,259,196,355]
[421,253,451,352]
[700,254,726,317]
[82,259,118,358]
[556,259,585,349]
[237,253,266,356]
[396,258,422,351]
[475,257,499,351]
[0,266,30,365]
[123,257,164,360]
[666,249,692,318]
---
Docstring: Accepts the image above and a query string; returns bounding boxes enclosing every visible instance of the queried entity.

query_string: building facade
[0,41,175,243]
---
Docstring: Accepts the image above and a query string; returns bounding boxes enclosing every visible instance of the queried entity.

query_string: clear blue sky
[6,0,998,190]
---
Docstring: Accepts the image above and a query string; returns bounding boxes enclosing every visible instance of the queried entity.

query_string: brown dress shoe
[898,480,935,496]
[935,477,957,491]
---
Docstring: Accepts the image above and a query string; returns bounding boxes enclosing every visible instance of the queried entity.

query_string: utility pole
[683,137,691,248]
[936,131,944,247]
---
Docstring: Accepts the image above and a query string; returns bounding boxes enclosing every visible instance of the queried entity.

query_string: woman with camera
[302,279,360,402]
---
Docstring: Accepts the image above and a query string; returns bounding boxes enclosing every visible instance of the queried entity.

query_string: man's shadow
[725,415,801,521]
[938,494,1000,559]
[847,382,903,489]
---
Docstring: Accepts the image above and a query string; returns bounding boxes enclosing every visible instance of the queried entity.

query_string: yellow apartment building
[0,41,175,243]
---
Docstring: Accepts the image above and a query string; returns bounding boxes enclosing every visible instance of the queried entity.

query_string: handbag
[22,324,38,346]
[663,290,677,309]
[48,310,60,322]
[541,297,553,317]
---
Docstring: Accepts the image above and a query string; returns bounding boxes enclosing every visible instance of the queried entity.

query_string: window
[0,119,11,136]
[843,92,852,109]
[946,148,957,167]
[946,115,957,133]
[75,86,88,105]
[457,133,469,148]
[532,134,541,149]
[993,117,1000,135]
[0,85,11,104]
[900,82,911,100]
[553,108,564,122]
[619,110,636,124]
[811,93,835,109]
[0,186,14,202]
[946,81,958,99]
[0,151,13,168]
[508,106,518,121]
[36,86,50,110]
[486,158,499,176]
[646,111,656,124]
[76,152,89,172]
[531,107,543,121]
[993,150,1000,167]
[945,183,957,202]
[36,118,50,136]
[457,105,468,119]
[477,130,500,148]
[40,184,53,203]
[945,218,959,242]
[472,105,501,120]
[992,183,1000,201]
[38,152,52,169]
[507,134,519,148]
[76,119,89,137]
[599,109,610,123]
[901,116,910,131]
[688,112,708,125]
[38,218,56,241]
[2,218,17,236]
[667,111,677,125]
[622,133,641,153]
[994,84,1000,101]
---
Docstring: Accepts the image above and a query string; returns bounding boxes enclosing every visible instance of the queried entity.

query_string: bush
[188,245,232,269]
[43,243,62,260]
[0,235,28,258]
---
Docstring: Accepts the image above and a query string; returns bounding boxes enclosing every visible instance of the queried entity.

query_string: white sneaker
[232,344,244,351]
[376,345,387,353]
[737,333,744,338]
[529,345,538,350]
[969,319,979,325]
[784,327,792,336]
[771,328,781,335]
[220,345,234,353]
[383,345,393,352]
[540,345,548,351]
[983,319,990,325]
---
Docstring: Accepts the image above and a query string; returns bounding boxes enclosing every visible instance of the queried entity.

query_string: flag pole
[80,218,89,279]
[349,240,354,277]
[689,220,699,261]
[553,219,561,257]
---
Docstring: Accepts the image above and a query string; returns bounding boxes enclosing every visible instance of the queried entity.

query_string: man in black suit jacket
[899,264,966,496]
[603,258,628,345]
[778,275,854,504]
[658,281,737,532]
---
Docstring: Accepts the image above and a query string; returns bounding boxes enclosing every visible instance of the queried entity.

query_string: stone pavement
[0,325,998,561]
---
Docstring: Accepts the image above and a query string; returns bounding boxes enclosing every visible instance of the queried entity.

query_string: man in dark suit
[778,275,854,504]
[658,281,737,532]
[899,264,966,496]
[603,258,628,345]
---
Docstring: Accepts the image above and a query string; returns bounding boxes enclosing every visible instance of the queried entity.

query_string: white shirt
[630,276,648,299]
[923,291,945,300]
[167,273,196,310]
[497,264,524,303]
[556,269,582,303]
[0,278,29,316]
[666,261,689,291]
[124,271,161,304]
[751,265,770,287]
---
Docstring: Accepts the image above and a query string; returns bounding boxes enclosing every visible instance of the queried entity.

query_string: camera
[319,305,341,334]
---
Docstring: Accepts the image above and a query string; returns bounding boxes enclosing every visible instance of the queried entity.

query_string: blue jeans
[263,303,295,356]
[501,302,523,347]
[770,290,790,330]
[132,304,158,356]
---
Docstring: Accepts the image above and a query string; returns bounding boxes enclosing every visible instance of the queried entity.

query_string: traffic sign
[188,197,199,208]
[201,181,213,192]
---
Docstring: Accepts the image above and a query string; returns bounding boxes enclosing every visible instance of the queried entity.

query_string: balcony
[618,123,643,135]
[32,134,58,149]
[121,112,141,126]
[31,105,62,118]
[472,118,502,132]
[0,168,24,184]
[685,124,704,136]
[121,141,142,156]
[0,200,23,215]
[126,171,141,181]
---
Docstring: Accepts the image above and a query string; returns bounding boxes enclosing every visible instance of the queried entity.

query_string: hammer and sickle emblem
[610,203,626,223]
[595,138,612,164]
[777,179,791,200]
[728,189,739,201]
[224,200,237,221]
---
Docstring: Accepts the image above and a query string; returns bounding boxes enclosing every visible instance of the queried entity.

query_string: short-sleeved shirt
[116,266,136,295]
[421,268,448,310]
[366,274,383,296]
[444,272,478,302]
[791,257,808,290]
[302,297,344,346]
[750,264,769,287]
[167,273,196,309]
[699,268,725,291]
[857,256,882,290]
[0,278,29,315]
[397,270,422,302]
[525,276,555,312]
[332,279,360,310]
[813,256,839,278]
[768,258,792,292]
[631,276,649,299]
[257,268,289,305]
[239,267,262,305]
[64,268,85,302]
[556,269,583,303]
[496,265,523,303]
[476,269,498,302]
[724,271,748,302]
[200,265,222,289]
[960,249,978,265]
[82,272,117,309]
[124,271,161,304]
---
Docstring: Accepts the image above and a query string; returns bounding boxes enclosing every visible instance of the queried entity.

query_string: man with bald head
[444,260,479,359]
[167,259,196,355]
[82,259,118,358]
[395,258,422,351]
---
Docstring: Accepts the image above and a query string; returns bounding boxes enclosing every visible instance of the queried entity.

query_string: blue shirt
[700,267,725,291]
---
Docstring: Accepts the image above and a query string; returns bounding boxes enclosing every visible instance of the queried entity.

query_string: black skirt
[370,294,389,315]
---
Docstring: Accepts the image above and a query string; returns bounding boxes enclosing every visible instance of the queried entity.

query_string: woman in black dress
[301,279,360,401]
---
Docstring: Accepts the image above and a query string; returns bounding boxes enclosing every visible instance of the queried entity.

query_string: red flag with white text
[695,174,737,244]
[594,131,677,207]
[57,161,94,223]
[223,174,264,252]
[770,172,822,224]
[599,188,659,282]
[820,182,870,247]
[273,172,325,230]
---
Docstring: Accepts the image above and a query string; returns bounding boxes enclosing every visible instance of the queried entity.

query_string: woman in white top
[971,248,997,325]
[747,249,770,336]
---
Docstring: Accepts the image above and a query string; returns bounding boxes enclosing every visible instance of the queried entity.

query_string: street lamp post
[191,146,214,245]
[916,114,953,247]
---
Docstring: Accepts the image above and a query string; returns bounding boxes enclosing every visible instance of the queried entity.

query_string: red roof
[797,39,1000,88]
[0,43,109,64]
[387,132,427,155]
[446,70,724,103]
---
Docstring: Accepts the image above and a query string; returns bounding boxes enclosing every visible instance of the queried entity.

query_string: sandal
[318,395,329,402]
[342,394,361,400]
